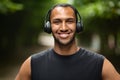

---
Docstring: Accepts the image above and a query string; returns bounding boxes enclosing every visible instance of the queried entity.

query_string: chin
[55,37,75,46]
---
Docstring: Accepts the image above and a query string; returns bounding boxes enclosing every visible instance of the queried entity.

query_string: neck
[53,39,79,56]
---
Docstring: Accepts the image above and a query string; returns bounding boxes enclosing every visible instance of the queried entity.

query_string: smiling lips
[58,33,70,39]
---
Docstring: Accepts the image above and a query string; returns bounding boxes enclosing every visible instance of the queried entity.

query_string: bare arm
[15,57,31,80]
[102,58,120,80]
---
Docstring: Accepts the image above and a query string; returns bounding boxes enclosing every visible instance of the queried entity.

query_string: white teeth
[59,34,69,38]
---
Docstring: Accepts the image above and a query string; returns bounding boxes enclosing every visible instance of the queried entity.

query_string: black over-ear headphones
[44,4,83,34]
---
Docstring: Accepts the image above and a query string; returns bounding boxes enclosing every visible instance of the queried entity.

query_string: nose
[60,22,68,32]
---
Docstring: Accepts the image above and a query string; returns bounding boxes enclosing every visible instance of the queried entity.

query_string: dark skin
[15,6,120,80]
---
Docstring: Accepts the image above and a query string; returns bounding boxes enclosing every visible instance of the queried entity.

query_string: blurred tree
[0,0,23,14]
[16,0,68,46]
[0,0,68,62]
[74,0,120,55]
[0,0,24,62]
[1,0,120,63]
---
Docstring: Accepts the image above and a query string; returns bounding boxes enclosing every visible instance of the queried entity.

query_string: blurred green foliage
[0,0,23,14]
[77,0,120,18]
[74,0,120,54]
[0,0,120,61]
[0,0,68,60]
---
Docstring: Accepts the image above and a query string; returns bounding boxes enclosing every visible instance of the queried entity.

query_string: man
[15,3,120,80]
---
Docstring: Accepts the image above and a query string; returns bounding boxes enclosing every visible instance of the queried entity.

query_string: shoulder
[15,57,31,80]
[15,48,53,80]
[102,58,120,80]
[80,48,105,60]
[31,48,52,60]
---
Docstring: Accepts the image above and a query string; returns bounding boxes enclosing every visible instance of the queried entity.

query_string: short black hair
[45,3,79,22]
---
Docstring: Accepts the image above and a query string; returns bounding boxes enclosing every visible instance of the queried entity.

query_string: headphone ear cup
[76,22,83,33]
[44,21,51,33]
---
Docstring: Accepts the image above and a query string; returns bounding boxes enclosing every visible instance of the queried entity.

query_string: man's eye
[53,21,60,24]
[67,20,74,23]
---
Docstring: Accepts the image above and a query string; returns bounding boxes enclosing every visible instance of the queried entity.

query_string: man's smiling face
[50,6,77,46]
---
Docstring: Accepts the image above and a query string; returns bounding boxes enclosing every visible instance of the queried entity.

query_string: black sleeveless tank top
[31,48,104,80]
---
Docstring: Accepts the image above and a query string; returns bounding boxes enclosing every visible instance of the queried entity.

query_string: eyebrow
[52,17,75,21]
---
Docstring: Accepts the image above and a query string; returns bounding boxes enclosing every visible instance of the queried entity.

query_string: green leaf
[0,0,23,14]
